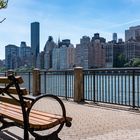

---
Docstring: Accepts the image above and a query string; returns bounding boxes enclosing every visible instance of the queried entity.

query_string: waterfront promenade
[1,98,140,140]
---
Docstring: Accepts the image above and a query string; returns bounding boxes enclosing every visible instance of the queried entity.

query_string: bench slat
[1,102,72,122]
[0,103,68,129]
[0,103,61,124]
[0,87,28,95]
[0,76,23,84]
[0,103,63,129]
[0,96,31,107]
[0,75,72,137]
[0,108,59,129]
[0,108,40,127]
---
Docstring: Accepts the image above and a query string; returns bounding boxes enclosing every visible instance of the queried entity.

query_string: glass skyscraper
[31,22,40,67]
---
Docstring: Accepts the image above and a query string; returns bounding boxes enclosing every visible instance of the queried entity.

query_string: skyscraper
[44,36,57,70]
[90,33,106,68]
[19,41,31,67]
[113,33,117,42]
[59,42,75,70]
[5,44,19,69]
[75,36,91,69]
[52,39,75,70]
[31,22,40,67]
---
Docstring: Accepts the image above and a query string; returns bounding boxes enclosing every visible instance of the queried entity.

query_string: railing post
[74,67,84,102]
[7,69,14,76]
[32,68,41,96]
[44,71,47,94]
[28,72,31,94]
[132,70,135,108]
[93,71,96,103]
[65,71,68,100]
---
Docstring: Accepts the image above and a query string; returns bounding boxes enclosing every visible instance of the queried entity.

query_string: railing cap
[33,68,40,71]
[74,67,83,69]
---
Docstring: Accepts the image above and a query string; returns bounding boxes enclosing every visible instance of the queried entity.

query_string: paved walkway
[1,98,140,140]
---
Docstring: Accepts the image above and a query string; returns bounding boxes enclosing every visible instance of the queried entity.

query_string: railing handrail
[1,67,140,108]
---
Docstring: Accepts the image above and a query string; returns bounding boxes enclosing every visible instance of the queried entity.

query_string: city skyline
[1,0,140,59]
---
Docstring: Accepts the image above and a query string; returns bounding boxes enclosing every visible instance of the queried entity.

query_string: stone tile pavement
[1,98,140,140]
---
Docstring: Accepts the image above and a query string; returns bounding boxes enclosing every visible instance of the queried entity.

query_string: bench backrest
[0,75,30,107]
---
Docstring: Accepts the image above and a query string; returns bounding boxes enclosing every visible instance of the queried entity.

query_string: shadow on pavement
[0,130,23,140]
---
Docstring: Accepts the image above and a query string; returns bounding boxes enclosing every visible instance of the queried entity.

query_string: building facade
[112,33,117,43]
[75,36,91,69]
[113,41,125,67]
[124,40,140,61]
[90,33,106,68]
[5,44,19,69]
[31,22,40,67]
[105,42,113,68]
[36,51,45,69]
[52,39,75,70]
[52,47,60,70]
[125,25,140,42]
[44,36,57,70]
[59,44,75,70]
[19,41,32,67]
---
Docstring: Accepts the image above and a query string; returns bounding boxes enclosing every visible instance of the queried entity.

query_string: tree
[124,58,140,67]
[114,53,127,67]
[0,0,8,9]
[0,0,8,23]
[132,58,140,67]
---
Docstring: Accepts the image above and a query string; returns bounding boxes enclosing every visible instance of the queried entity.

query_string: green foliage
[132,58,140,67]
[15,66,34,72]
[114,53,127,67]
[0,67,7,72]
[0,0,8,9]
[124,58,140,67]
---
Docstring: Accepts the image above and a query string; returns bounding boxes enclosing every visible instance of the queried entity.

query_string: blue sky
[1,0,140,59]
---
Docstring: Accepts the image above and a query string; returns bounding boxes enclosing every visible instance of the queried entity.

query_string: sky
[1,0,140,59]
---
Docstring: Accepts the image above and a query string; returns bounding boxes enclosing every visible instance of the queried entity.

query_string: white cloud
[124,0,140,4]
[107,19,140,29]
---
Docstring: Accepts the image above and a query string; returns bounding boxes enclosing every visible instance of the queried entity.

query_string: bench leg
[29,123,64,140]
[0,117,16,130]
[24,129,29,140]
[34,133,61,140]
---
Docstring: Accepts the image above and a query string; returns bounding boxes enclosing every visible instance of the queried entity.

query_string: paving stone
[1,99,140,139]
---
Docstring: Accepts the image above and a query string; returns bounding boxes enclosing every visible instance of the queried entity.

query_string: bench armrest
[27,94,68,122]
[23,95,37,101]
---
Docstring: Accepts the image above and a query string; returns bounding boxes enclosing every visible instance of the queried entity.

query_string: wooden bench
[0,75,72,140]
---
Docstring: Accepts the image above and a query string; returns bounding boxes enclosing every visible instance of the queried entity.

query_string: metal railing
[84,68,140,108]
[2,68,140,108]
[15,72,32,94]
[40,70,74,99]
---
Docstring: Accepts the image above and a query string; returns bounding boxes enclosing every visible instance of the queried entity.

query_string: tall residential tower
[113,33,117,42]
[31,22,40,67]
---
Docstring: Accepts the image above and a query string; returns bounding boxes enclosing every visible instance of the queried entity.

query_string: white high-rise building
[52,39,75,70]
[59,44,75,70]
[52,47,60,70]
